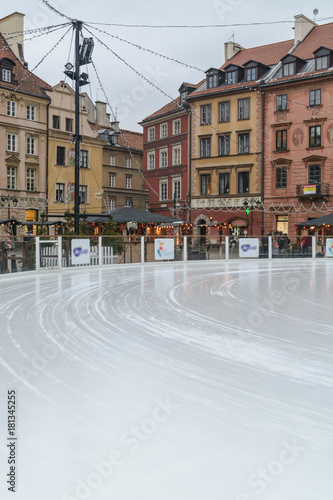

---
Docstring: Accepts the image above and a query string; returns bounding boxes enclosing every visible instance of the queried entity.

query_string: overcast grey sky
[1,0,332,131]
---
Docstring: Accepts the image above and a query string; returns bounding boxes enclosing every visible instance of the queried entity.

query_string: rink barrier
[0,234,330,274]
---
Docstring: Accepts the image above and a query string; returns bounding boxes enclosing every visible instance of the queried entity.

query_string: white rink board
[0,260,332,500]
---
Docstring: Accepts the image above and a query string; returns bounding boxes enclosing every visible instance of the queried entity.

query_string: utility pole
[64,22,94,235]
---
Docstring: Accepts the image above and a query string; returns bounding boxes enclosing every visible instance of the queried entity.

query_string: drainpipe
[188,109,192,224]
[46,100,50,222]
[260,82,265,236]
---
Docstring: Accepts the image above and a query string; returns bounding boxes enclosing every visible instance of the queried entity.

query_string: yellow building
[46,82,104,218]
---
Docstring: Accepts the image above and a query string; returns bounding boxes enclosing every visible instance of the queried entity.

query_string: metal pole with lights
[243,199,261,235]
[64,22,94,235]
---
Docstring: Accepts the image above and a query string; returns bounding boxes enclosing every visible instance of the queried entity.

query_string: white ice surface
[0,260,332,500]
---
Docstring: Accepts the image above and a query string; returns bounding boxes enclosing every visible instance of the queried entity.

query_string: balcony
[296,183,329,200]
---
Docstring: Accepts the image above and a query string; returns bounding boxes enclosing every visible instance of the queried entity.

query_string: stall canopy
[86,206,180,224]
[297,213,333,227]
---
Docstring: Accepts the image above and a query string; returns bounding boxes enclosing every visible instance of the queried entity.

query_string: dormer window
[205,68,224,89]
[224,64,243,85]
[178,82,197,108]
[245,68,256,82]
[313,47,333,71]
[180,91,188,106]
[0,58,16,83]
[2,69,11,82]
[281,54,305,77]
[243,60,269,82]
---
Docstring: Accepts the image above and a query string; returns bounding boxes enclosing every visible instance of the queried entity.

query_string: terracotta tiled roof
[221,39,294,69]
[292,22,333,59]
[0,33,51,99]
[188,81,259,99]
[141,97,181,122]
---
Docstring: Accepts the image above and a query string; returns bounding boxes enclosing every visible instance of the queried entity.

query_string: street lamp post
[243,199,261,235]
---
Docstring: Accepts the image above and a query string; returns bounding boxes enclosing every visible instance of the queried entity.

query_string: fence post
[268,236,272,260]
[58,236,62,268]
[225,236,229,260]
[111,246,114,264]
[98,236,103,266]
[183,236,187,261]
[35,236,40,271]
[141,236,145,263]
[312,236,316,259]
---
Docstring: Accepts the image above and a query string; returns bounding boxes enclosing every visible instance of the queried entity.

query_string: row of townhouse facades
[141,14,333,238]
[0,13,148,234]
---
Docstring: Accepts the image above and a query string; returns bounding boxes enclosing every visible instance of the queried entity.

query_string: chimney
[110,121,120,132]
[224,41,244,62]
[0,12,26,63]
[293,14,317,43]
[96,101,110,127]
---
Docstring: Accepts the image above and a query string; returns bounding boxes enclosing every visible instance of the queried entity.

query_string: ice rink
[0,260,332,500]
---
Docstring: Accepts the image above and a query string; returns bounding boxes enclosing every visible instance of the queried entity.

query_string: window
[309,89,321,107]
[159,149,168,168]
[238,172,249,193]
[275,167,287,188]
[126,176,131,189]
[200,104,211,125]
[109,173,115,187]
[173,119,181,135]
[65,118,73,131]
[200,174,211,195]
[110,155,116,166]
[147,152,155,170]
[7,166,16,190]
[172,178,181,200]
[160,123,168,138]
[126,158,131,168]
[27,169,36,191]
[245,67,256,82]
[160,180,168,201]
[200,138,211,158]
[80,150,88,168]
[276,130,287,151]
[109,198,115,211]
[238,98,250,120]
[308,164,321,184]
[316,56,328,70]
[7,134,17,152]
[207,74,219,89]
[27,105,35,121]
[148,127,155,141]
[309,126,321,147]
[125,199,132,207]
[180,91,188,105]
[2,68,11,82]
[226,71,236,85]
[219,101,230,122]
[276,94,287,111]
[52,115,60,129]
[79,185,87,204]
[56,146,66,166]
[27,137,36,155]
[218,135,230,156]
[219,173,229,195]
[238,133,250,154]
[7,100,16,117]
[172,145,181,165]
[282,62,295,76]
[56,183,65,203]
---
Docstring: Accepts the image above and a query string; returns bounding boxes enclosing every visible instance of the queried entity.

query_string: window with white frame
[126,175,132,189]
[110,154,116,166]
[27,168,36,191]
[79,185,87,204]
[159,148,168,168]
[148,127,155,141]
[7,166,16,190]
[159,179,168,201]
[160,123,168,138]
[125,198,132,207]
[172,177,181,200]
[173,119,181,135]
[200,104,211,125]
[147,151,155,170]
[7,100,16,117]
[27,105,35,121]
[109,198,116,211]
[80,150,88,169]
[2,68,11,82]
[27,137,36,155]
[172,145,181,165]
[55,183,65,202]
[126,157,132,168]
[7,134,17,152]
[109,173,115,187]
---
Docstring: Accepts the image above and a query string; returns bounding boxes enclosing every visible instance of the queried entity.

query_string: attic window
[0,58,15,83]
[2,68,11,82]
[245,67,256,82]
[207,74,219,89]
[316,56,328,70]
[180,91,188,105]
[283,62,295,77]
[226,71,236,85]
